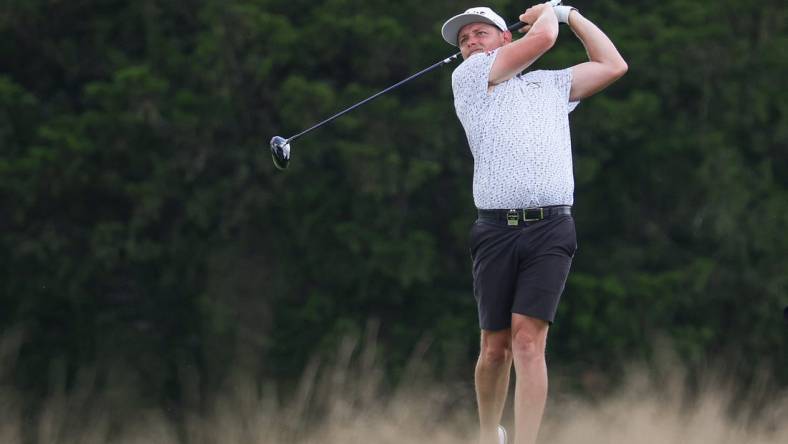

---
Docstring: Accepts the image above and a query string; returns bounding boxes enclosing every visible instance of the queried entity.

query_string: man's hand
[517,4,553,33]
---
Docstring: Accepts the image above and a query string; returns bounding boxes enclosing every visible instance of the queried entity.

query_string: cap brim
[441,14,503,47]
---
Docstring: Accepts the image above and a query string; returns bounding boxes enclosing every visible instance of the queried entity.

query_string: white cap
[441,7,507,47]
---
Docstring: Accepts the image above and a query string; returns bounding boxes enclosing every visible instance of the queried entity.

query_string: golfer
[441,3,626,444]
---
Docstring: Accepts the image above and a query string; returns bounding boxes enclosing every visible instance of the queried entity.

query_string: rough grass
[1,331,786,444]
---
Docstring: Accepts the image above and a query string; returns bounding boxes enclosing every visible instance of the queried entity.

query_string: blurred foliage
[0,0,786,411]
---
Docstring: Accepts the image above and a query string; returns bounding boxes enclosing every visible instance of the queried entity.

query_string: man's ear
[502,30,513,44]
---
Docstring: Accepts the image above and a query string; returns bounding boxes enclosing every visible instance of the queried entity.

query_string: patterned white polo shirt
[452,48,579,209]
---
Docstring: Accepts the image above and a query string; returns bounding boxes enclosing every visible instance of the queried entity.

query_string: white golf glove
[553,5,577,24]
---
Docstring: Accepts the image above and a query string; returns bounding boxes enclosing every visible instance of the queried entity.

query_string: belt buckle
[506,209,519,226]
[523,207,544,222]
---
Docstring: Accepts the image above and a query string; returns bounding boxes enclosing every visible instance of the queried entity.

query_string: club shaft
[287,52,461,143]
[284,14,537,144]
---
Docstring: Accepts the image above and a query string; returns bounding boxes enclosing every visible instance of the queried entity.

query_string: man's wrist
[553,5,577,24]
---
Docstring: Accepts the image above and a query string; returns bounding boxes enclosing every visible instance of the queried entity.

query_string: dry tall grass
[1,330,786,444]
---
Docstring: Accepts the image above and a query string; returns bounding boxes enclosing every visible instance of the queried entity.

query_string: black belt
[478,206,572,226]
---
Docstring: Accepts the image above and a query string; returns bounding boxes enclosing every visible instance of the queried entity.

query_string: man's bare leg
[511,314,549,444]
[476,328,513,444]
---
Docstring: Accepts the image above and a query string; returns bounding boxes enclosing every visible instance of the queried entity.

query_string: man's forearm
[490,5,558,85]
[568,11,627,71]
[564,10,627,100]
[528,5,559,40]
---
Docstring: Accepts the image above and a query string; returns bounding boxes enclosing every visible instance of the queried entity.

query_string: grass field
[2,334,786,443]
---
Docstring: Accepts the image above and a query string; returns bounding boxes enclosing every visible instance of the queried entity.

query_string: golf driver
[270,0,563,170]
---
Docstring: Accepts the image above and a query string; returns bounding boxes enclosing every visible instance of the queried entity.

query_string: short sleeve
[554,68,580,113]
[451,50,499,119]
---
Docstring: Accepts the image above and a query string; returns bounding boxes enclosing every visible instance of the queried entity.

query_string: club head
[270,136,291,170]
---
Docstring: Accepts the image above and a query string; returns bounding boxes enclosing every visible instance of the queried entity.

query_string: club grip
[507,21,528,32]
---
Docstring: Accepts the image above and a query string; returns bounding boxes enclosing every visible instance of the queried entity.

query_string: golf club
[270,0,563,170]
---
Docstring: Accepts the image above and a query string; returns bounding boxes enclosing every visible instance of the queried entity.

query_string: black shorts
[469,213,577,330]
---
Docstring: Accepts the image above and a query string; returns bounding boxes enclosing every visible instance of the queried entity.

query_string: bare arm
[567,10,628,101]
[489,4,559,86]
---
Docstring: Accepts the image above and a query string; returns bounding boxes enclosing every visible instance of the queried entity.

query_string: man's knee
[511,319,548,361]
[480,330,512,366]
[481,345,511,366]
[512,330,544,360]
